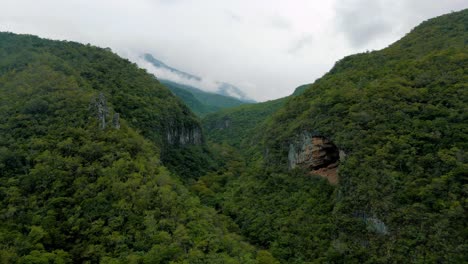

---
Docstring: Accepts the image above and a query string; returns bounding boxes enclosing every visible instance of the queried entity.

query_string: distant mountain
[160,80,248,116]
[142,53,255,102]
[143,53,201,81]
[217,82,256,103]
[142,54,253,116]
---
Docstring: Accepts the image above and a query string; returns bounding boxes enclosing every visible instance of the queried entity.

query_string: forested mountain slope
[200,9,468,263]
[0,32,272,263]
[1,8,466,264]
[0,33,203,149]
[0,33,225,180]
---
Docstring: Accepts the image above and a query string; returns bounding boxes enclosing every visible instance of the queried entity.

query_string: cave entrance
[288,134,342,184]
[309,136,340,184]
[310,136,340,170]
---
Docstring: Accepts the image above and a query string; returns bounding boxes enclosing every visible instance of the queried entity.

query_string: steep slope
[161,80,249,116]
[0,33,223,179]
[0,32,269,263]
[201,10,468,263]
[0,33,203,149]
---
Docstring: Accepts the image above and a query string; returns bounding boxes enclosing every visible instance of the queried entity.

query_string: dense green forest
[0,8,467,264]
[0,33,276,263]
[200,9,467,263]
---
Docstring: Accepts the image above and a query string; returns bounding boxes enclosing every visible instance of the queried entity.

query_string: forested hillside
[0,33,272,263]
[201,9,467,263]
[0,33,224,180]
[0,8,466,264]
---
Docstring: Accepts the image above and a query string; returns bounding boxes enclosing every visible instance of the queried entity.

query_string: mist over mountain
[141,53,255,103]
[160,79,251,117]
[143,54,201,81]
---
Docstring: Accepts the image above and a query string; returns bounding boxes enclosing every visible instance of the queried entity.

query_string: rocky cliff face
[166,125,203,146]
[90,93,202,146]
[90,92,120,130]
[206,116,231,131]
[288,132,341,184]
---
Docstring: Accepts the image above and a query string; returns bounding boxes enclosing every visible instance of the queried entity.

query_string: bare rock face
[208,116,231,130]
[89,92,109,129]
[96,92,108,129]
[354,211,388,235]
[112,113,120,129]
[166,126,203,146]
[89,93,201,146]
[222,117,231,129]
[288,132,340,184]
[90,92,121,130]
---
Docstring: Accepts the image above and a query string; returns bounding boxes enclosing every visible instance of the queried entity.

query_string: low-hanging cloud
[1,0,466,101]
[135,57,219,93]
[269,15,293,30]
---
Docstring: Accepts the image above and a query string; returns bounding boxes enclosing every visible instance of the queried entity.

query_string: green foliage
[162,145,221,182]
[1,8,467,264]
[201,9,468,263]
[191,144,335,264]
[0,32,200,150]
[202,96,289,149]
[0,32,262,263]
[223,170,335,263]
[0,31,220,178]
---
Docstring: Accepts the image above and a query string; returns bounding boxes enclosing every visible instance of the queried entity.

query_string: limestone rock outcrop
[90,93,121,130]
[288,132,341,184]
[166,125,203,146]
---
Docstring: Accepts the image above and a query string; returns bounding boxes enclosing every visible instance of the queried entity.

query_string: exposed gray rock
[365,217,388,235]
[288,131,339,170]
[222,117,231,129]
[288,131,341,184]
[90,92,109,129]
[112,113,120,129]
[339,150,347,162]
[166,126,203,146]
[210,116,231,130]
[354,211,388,235]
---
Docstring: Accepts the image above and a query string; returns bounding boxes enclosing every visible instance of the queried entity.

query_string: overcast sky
[1,0,466,101]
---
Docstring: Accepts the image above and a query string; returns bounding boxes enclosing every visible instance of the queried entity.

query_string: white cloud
[135,57,219,92]
[1,0,466,101]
